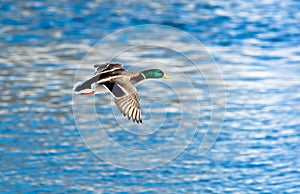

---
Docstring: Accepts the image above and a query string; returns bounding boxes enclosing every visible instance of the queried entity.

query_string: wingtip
[135,119,142,124]
[125,115,142,124]
[73,81,84,93]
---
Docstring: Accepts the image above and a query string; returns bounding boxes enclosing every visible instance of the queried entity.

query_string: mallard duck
[73,63,171,123]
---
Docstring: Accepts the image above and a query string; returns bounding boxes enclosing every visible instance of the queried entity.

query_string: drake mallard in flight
[73,63,171,123]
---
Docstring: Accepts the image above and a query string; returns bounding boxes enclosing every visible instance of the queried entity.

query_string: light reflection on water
[1,0,300,193]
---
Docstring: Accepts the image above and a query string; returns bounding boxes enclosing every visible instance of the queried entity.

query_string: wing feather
[73,74,100,93]
[94,63,123,75]
[103,79,142,123]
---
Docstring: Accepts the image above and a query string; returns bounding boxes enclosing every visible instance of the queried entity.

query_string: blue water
[1,0,300,193]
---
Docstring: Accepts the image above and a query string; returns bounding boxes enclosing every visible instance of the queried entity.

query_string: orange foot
[81,91,95,96]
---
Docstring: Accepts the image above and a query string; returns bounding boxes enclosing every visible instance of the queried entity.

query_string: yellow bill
[163,74,171,79]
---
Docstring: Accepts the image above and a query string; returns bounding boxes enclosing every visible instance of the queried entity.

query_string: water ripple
[1,0,299,193]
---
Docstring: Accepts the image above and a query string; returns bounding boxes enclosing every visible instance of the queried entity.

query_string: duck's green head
[141,69,171,79]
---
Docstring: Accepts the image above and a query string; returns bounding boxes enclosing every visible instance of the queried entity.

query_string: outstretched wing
[103,79,142,123]
[73,74,100,93]
[74,63,124,93]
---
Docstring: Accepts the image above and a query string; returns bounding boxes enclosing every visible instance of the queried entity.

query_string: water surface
[1,0,299,193]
